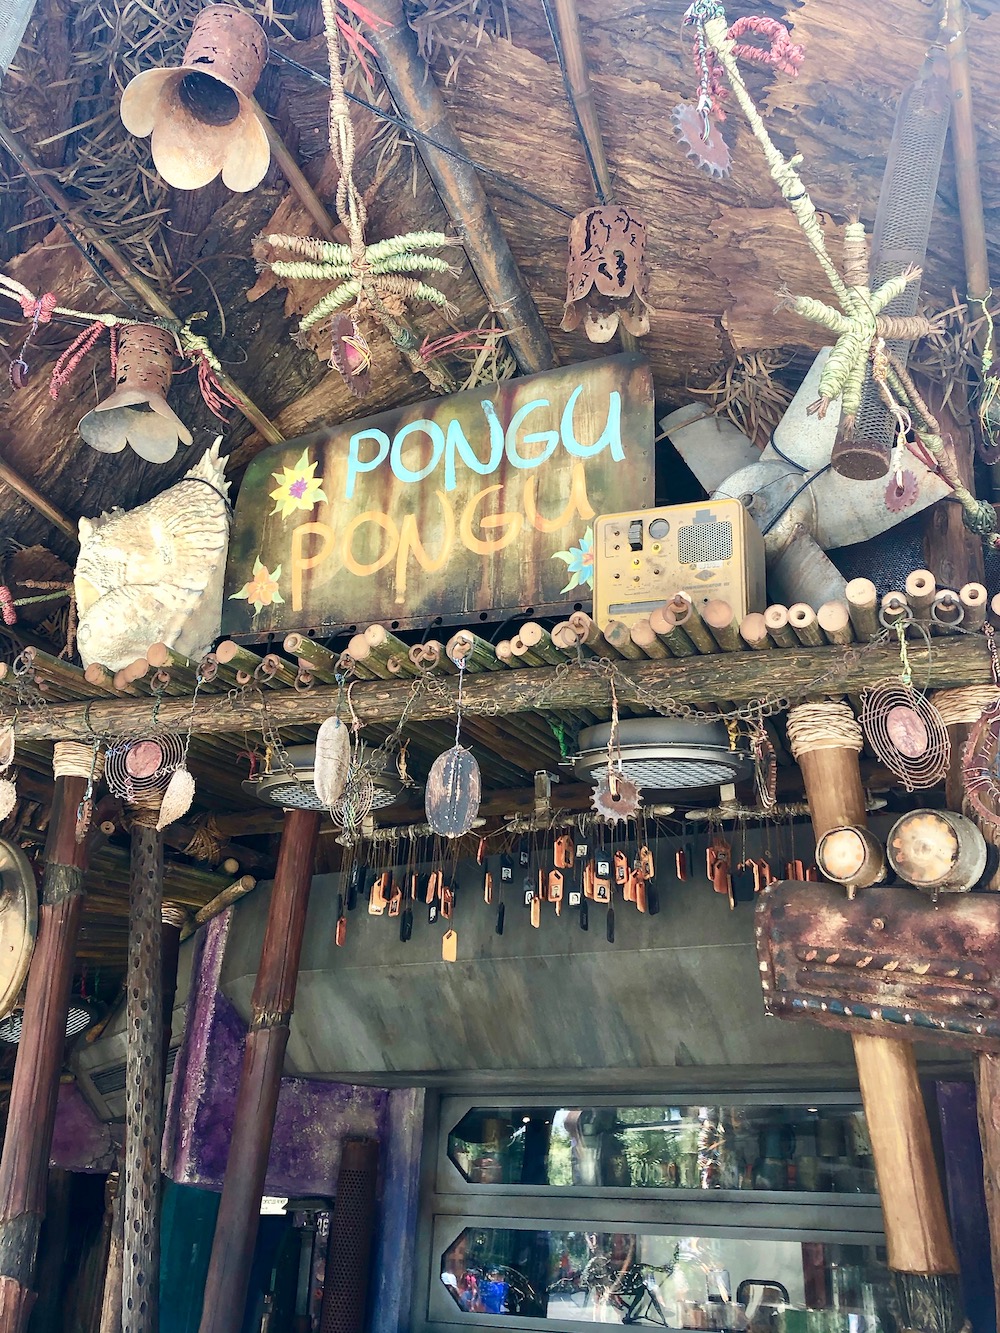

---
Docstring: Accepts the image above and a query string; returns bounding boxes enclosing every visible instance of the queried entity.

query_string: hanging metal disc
[0,838,37,1020]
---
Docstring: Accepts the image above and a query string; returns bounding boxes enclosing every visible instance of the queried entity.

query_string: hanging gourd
[120,4,270,192]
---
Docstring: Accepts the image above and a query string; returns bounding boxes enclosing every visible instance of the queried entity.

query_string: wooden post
[786,705,963,1325]
[198,808,321,1333]
[121,820,164,1333]
[0,749,93,1332]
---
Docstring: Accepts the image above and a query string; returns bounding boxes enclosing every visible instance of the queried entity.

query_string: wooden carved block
[755,880,1000,1052]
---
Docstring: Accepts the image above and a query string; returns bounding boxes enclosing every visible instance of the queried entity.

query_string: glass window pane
[440,1227,892,1326]
[447,1105,876,1193]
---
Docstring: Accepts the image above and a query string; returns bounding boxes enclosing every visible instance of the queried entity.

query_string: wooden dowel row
[846,578,879,642]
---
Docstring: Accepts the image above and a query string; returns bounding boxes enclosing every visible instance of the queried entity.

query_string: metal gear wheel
[591,773,642,823]
[884,469,919,513]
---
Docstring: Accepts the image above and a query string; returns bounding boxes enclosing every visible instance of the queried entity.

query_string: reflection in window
[439,1228,894,1327]
[447,1105,876,1193]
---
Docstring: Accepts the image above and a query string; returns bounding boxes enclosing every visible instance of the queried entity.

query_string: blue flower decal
[552,526,594,594]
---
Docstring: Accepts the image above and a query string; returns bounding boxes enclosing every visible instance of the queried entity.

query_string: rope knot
[962,499,998,536]
[19,291,57,323]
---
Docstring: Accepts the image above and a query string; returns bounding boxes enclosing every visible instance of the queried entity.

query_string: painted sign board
[222,354,653,639]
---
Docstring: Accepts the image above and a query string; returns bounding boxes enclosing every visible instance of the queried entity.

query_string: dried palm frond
[689,348,794,447]
[404,0,510,84]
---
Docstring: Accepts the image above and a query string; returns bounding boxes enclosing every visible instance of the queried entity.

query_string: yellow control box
[592,499,766,628]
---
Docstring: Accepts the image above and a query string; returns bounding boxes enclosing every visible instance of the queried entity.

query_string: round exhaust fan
[243,744,405,812]
[573,718,755,793]
[0,995,103,1045]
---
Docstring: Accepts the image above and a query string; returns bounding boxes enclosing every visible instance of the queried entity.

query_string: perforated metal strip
[121,825,164,1333]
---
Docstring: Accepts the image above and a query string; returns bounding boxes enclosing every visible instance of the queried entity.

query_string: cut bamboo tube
[216,641,287,688]
[817,602,854,646]
[788,603,824,647]
[880,591,910,629]
[518,622,567,664]
[933,590,965,633]
[282,635,343,684]
[667,595,717,654]
[568,611,624,659]
[421,641,459,674]
[649,605,697,657]
[702,599,742,652]
[991,592,1000,625]
[447,630,506,670]
[181,876,258,940]
[145,644,222,692]
[363,624,413,665]
[739,613,771,651]
[602,619,645,660]
[629,619,670,659]
[763,605,797,649]
[551,622,591,656]
[84,664,139,696]
[960,582,988,629]
[846,578,879,642]
[905,569,936,615]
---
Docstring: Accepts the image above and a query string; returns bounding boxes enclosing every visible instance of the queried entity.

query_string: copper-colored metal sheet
[222,354,653,639]
[755,880,1000,1052]
[0,839,37,1020]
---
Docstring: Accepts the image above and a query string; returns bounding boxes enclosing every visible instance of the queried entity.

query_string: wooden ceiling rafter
[365,0,557,374]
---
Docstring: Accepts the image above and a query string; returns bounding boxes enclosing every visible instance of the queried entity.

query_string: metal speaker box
[592,499,766,628]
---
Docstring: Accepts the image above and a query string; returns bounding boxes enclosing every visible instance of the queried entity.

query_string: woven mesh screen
[852,56,950,453]
[0,0,36,75]
[320,1138,380,1333]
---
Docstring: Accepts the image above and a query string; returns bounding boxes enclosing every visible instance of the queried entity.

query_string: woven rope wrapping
[786,702,863,760]
[932,686,1000,727]
[53,740,105,780]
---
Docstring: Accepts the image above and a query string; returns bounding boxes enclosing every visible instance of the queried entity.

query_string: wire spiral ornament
[104,734,186,804]
[861,681,950,790]
[962,698,1000,831]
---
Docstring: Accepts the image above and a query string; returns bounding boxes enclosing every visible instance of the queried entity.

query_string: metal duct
[0,0,36,77]
[320,1138,380,1333]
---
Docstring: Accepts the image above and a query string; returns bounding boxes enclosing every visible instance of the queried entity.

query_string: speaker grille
[678,519,732,565]
[320,1138,379,1333]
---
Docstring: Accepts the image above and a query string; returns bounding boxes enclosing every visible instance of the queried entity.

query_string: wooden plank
[4,634,993,740]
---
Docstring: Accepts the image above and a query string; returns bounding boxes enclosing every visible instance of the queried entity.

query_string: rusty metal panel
[756,880,1000,1053]
[222,354,653,639]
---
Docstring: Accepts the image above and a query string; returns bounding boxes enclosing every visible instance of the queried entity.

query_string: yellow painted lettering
[342,511,399,577]
[290,521,335,612]
[459,485,524,555]
[522,461,595,534]
[394,490,455,603]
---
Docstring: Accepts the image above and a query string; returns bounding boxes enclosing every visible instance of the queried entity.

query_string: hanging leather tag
[530,896,542,928]
[675,848,688,881]
[548,868,564,901]
[335,915,347,947]
[805,863,819,882]
[426,870,442,903]
[369,871,389,915]
[428,900,439,924]
[638,845,655,879]
[538,866,548,901]
[388,883,402,917]
[583,860,596,899]
[347,860,363,912]
[646,885,660,915]
[500,853,513,884]
[484,870,494,904]
[614,849,630,887]
[399,907,413,942]
[554,834,574,868]
[634,873,648,914]
[442,929,458,962]
[476,837,487,865]
[594,875,611,904]
[495,901,505,935]
[441,885,454,919]
[579,897,589,930]
[606,906,616,943]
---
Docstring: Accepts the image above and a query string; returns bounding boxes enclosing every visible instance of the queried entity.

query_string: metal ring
[878,602,914,629]
[930,592,966,627]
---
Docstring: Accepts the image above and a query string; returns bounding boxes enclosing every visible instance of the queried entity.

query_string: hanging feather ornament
[156,766,196,831]
[315,715,352,808]
[425,662,481,837]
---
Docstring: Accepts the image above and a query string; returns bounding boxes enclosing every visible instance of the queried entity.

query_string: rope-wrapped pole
[198,808,321,1333]
[786,703,964,1327]
[121,805,165,1333]
[0,742,101,1332]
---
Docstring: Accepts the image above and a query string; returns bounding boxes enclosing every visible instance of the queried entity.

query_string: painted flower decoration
[269,449,328,519]
[230,559,284,615]
[552,527,594,594]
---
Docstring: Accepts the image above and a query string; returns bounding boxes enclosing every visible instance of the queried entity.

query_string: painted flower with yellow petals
[230,558,285,615]
[269,448,328,519]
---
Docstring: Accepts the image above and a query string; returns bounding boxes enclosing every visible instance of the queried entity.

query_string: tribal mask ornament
[78,325,192,464]
[120,4,269,192]
[561,206,651,343]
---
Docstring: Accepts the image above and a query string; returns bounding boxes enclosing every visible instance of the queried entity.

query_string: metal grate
[320,1138,380,1333]
[0,0,38,76]
[852,52,951,457]
[614,756,744,789]
[678,519,732,565]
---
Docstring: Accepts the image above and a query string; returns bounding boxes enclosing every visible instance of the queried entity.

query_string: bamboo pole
[817,601,854,646]
[365,0,555,374]
[846,578,880,642]
[702,599,742,653]
[198,808,321,1333]
[739,612,771,651]
[788,603,824,647]
[788,703,963,1317]
[905,569,937,616]
[629,618,670,659]
[667,595,718,654]
[960,582,987,629]
[763,605,797,649]
[649,605,697,657]
[0,764,90,1330]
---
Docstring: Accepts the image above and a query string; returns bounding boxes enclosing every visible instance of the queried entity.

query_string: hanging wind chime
[860,623,950,792]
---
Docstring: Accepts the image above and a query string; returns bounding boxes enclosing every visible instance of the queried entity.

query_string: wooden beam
[4,635,993,741]
[364,0,556,375]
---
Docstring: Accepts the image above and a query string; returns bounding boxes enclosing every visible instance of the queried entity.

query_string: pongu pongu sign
[223,355,653,638]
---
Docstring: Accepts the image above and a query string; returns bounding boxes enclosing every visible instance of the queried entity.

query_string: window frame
[411,1090,886,1333]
